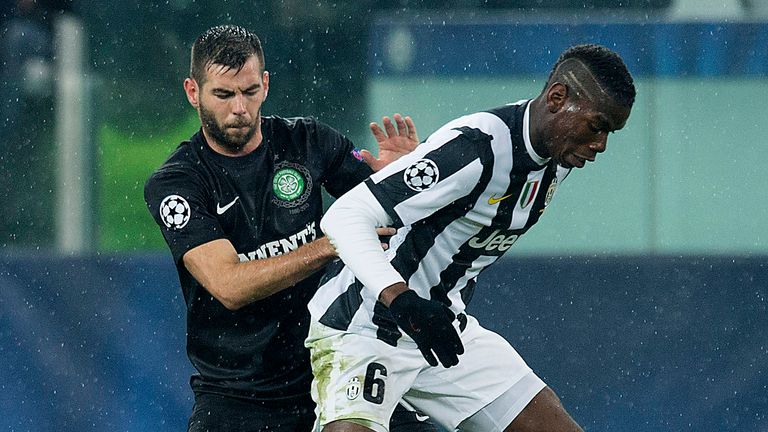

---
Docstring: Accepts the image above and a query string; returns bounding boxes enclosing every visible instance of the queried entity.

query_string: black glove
[388,290,464,367]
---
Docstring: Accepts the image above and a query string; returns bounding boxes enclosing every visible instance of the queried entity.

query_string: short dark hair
[547,44,636,108]
[190,25,264,86]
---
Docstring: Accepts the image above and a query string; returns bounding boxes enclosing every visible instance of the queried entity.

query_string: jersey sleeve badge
[159,194,191,229]
[403,159,440,192]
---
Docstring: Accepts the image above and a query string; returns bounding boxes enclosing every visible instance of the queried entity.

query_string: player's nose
[590,135,608,153]
[231,94,247,115]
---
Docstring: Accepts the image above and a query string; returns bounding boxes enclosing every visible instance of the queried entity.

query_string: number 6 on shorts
[363,362,387,404]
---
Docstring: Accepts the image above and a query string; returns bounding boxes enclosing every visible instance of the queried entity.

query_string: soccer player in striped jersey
[306,44,635,432]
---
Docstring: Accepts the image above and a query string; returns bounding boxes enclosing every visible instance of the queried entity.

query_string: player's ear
[184,77,200,108]
[545,82,568,113]
[263,71,269,99]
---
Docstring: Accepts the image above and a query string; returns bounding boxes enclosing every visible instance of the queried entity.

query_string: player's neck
[527,96,550,158]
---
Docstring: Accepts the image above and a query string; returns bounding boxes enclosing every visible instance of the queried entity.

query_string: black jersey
[144,116,372,401]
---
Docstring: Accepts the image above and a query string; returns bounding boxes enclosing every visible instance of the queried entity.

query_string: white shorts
[305,315,546,432]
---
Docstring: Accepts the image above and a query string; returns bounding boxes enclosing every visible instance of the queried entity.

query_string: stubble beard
[199,103,258,153]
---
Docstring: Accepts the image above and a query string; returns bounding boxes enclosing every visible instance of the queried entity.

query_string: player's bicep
[314,119,373,197]
[144,170,223,263]
[365,129,483,226]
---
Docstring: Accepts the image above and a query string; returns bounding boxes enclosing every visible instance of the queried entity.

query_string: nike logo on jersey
[415,413,430,422]
[216,196,240,214]
[488,193,513,205]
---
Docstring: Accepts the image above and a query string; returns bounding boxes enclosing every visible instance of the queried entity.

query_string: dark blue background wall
[471,256,767,431]
[369,21,768,77]
[0,254,192,432]
[1,254,765,431]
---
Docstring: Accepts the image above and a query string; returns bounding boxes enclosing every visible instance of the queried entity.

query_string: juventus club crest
[544,177,558,207]
[346,376,361,400]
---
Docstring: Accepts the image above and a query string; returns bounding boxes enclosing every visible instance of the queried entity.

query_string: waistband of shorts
[308,312,472,347]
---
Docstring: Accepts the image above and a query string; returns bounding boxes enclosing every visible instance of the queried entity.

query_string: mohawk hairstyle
[190,25,264,86]
[547,44,636,108]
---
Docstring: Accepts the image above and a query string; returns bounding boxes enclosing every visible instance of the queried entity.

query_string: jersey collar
[522,100,550,166]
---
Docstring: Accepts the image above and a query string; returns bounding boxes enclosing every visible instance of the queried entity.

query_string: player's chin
[226,127,255,141]
[561,154,586,169]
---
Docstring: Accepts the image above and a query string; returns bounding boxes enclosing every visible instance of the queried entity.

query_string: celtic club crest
[272,162,312,208]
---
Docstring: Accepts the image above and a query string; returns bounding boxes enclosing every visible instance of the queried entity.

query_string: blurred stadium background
[1,0,766,431]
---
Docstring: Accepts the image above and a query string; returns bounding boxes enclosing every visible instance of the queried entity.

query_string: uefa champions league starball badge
[403,159,439,191]
[159,194,191,229]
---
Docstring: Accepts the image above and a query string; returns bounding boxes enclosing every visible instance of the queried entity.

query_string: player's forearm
[184,237,336,310]
[321,184,404,300]
[221,238,336,308]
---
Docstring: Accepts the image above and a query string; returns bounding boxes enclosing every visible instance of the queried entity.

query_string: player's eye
[589,123,607,134]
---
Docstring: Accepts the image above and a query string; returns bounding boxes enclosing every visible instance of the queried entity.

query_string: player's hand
[387,290,464,367]
[313,236,341,258]
[326,228,396,255]
[376,227,397,251]
[362,113,419,172]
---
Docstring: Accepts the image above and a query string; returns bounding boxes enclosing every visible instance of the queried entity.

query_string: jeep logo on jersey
[403,159,439,191]
[272,162,313,208]
[468,229,519,252]
[159,194,191,230]
[518,180,540,209]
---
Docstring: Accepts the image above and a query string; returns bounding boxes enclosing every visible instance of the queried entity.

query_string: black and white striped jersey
[308,100,572,345]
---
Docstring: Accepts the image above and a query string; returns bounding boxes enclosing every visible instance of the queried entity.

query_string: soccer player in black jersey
[307,45,636,432]
[144,25,435,432]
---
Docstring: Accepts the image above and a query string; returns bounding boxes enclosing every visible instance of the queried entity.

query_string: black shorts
[188,392,439,432]
[188,392,314,432]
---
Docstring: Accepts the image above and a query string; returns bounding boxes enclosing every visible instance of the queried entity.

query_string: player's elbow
[320,187,366,238]
[205,281,250,310]
[320,205,344,239]
[218,295,247,311]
